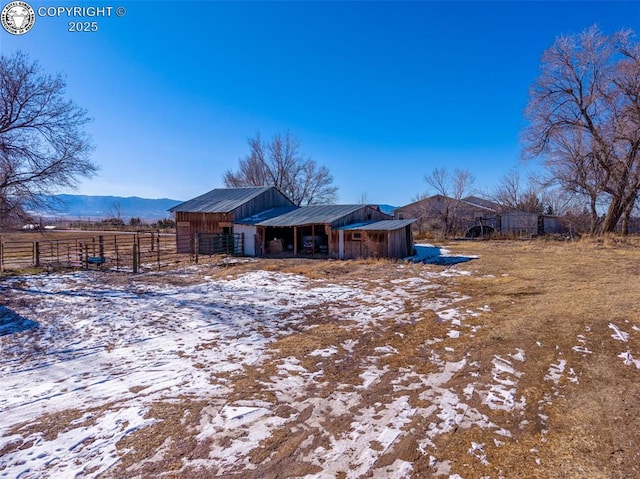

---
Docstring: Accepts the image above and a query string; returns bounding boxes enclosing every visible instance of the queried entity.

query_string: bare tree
[491,168,549,214]
[110,201,123,221]
[423,167,475,236]
[491,168,527,211]
[0,52,97,227]
[223,131,338,206]
[523,26,640,234]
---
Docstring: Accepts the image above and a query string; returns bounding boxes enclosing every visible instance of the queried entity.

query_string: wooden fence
[0,232,242,273]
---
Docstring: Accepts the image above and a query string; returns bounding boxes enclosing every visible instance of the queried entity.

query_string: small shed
[169,187,295,253]
[335,219,416,259]
[499,212,566,237]
[245,204,394,258]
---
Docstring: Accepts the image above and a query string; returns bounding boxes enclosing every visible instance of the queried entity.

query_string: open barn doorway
[297,225,328,255]
[264,227,295,254]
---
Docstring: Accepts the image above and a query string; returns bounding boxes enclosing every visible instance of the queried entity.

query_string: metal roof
[397,194,498,213]
[235,206,299,225]
[256,204,372,227]
[336,219,416,231]
[169,187,274,213]
[462,196,499,212]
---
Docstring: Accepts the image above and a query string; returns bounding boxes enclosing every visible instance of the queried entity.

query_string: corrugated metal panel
[257,205,371,227]
[462,196,499,212]
[169,187,274,213]
[501,211,538,235]
[336,219,416,231]
[235,206,299,225]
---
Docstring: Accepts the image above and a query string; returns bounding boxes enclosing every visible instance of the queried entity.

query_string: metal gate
[196,233,244,256]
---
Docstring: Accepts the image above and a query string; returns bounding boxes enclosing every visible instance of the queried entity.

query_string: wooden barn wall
[328,231,339,258]
[175,211,231,253]
[176,212,230,234]
[339,232,386,259]
[387,227,410,258]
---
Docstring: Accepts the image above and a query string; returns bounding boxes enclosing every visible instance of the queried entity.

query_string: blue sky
[1,1,638,205]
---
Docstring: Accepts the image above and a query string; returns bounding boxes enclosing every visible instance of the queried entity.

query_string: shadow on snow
[0,306,39,336]
[406,244,477,266]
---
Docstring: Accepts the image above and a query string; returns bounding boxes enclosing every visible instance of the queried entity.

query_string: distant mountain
[28,195,396,221]
[29,194,182,221]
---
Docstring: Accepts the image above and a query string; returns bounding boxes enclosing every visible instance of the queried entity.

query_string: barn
[235,204,413,259]
[169,187,295,253]
[171,188,417,259]
[394,194,499,236]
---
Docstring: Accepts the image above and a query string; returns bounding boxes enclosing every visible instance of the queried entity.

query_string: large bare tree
[0,52,97,227]
[523,26,640,234]
[223,131,338,206]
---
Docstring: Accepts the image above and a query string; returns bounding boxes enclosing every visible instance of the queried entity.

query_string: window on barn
[352,232,362,240]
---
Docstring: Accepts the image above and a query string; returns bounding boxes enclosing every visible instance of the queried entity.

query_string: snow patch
[609,323,629,342]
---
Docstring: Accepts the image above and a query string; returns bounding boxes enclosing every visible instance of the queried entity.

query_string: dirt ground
[2,237,639,478]
[111,238,640,478]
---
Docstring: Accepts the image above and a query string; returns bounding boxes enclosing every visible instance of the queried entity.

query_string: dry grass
[5,237,640,478]
[215,238,640,478]
[157,238,639,477]
[114,238,640,478]
[439,238,640,478]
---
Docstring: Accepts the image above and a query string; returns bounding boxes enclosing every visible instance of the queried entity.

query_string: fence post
[194,235,199,264]
[99,235,104,260]
[35,241,40,267]
[156,232,161,269]
[133,243,138,273]
[0,242,3,272]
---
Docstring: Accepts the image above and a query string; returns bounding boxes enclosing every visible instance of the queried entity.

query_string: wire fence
[0,232,243,273]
